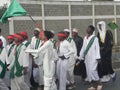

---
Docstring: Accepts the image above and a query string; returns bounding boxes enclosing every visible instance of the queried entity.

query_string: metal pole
[68,2,72,37]
[114,2,117,45]
[41,1,45,30]
[92,2,95,35]
[8,18,14,34]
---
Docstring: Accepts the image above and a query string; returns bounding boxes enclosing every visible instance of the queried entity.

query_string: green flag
[108,21,118,30]
[0,0,27,23]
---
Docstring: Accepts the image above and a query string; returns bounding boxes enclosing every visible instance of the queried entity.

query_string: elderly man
[72,28,86,81]
[30,28,44,88]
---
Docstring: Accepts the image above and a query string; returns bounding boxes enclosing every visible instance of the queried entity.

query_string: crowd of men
[0,21,116,90]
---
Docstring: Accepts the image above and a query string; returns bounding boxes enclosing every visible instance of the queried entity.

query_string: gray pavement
[74,70,120,90]
[31,70,120,90]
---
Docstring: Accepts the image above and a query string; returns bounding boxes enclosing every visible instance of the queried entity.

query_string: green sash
[67,37,73,43]
[8,44,15,57]
[84,36,96,58]
[35,39,40,49]
[0,47,7,78]
[52,40,57,48]
[10,44,23,78]
[24,41,30,47]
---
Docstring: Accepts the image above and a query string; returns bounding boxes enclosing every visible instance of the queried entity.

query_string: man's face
[86,27,92,34]
[7,38,14,44]
[72,31,77,37]
[58,36,64,41]
[34,30,39,37]
[64,31,69,38]
[99,24,102,31]
[14,37,19,43]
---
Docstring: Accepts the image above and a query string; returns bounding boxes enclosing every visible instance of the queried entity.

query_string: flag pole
[28,14,44,31]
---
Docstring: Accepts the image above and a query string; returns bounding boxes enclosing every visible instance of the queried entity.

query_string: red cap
[14,33,23,40]
[7,35,14,39]
[57,33,66,37]
[20,31,28,37]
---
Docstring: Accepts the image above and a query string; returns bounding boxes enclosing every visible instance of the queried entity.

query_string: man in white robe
[0,39,9,90]
[64,29,77,89]
[9,33,30,90]
[26,31,57,90]
[0,28,7,48]
[78,25,102,90]
[4,35,15,88]
[30,28,44,87]
[56,32,75,90]
[20,31,32,88]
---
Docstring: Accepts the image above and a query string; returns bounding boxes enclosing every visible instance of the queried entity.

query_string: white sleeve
[64,42,75,59]
[1,37,7,48]
[22,46,29,67]
[30,37,34,49]
[25,41,49,54]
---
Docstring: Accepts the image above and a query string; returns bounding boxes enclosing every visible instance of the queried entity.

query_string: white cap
[50,30,55,34]
[72,28,78,33]
[34,28,40,32]
[64,29,70,32]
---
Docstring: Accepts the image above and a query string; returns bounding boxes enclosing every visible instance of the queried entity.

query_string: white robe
[4,43,15,87]
[11,44,30,90]
[22,40,32,87]
[0,48,9,90]
[0,36,7,48]
[79,35,101,82]
[57,40,74,90]
[30,36,44,85]
[26,40,57,90]
[67,38,77,84]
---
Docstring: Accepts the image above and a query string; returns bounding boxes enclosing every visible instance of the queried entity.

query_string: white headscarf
[97,21,106,43]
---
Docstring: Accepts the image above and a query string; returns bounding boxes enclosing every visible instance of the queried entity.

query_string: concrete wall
[0,1,120,44]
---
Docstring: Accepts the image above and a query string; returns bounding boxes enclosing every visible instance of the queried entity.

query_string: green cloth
[24,41,30,47]
[0,0,27,23]
[108,22,118,30]
[10,44,23,78]
[8,44,15,57]
[35,39,40,49]
[52,39,57,48]
[67,37,73,43]
[0,60,7,78]
[84,36,96,58]
[0,47,7,78]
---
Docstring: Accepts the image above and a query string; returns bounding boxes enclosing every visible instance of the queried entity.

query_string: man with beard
[30,28,44,88]
[72,28,86,81]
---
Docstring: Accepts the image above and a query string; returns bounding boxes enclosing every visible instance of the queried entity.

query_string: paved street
[74,70,120,90]
[31,70,120,90]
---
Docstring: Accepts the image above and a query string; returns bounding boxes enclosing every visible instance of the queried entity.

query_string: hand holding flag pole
[0,0,44,31]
